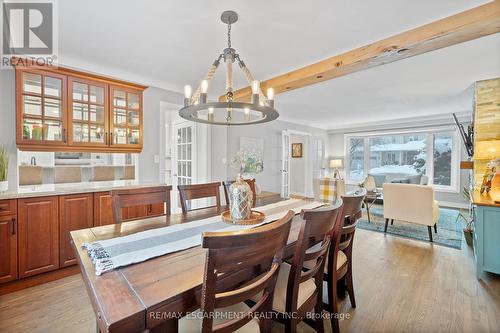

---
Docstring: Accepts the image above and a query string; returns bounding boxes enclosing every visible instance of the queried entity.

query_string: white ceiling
[57,0,500,130]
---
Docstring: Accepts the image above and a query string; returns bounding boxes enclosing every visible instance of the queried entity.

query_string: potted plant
[0,146,9,192]
[459,187,474,246]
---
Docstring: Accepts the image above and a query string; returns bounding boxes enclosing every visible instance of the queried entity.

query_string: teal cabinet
[473,204,500,277]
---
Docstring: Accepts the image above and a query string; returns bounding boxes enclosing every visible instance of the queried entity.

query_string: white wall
[0,69,18,190]
[289,134,306,195]
[211,120,328,194]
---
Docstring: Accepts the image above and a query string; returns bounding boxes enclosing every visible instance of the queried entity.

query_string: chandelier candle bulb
[201,80,209,94]
[244,108,250,121]
[208,107,214,121]
[251,80,260,104]
[184,85,192,106]
[267,87,274,107]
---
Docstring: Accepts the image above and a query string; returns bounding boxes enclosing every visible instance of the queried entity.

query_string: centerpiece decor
[223,149,264,224]
[179,10,279,126]
[0,146,9,192]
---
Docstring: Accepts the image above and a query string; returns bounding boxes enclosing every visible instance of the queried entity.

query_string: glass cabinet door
[17,69,67,145]
[68,77,108,147]
[110,85,142,147]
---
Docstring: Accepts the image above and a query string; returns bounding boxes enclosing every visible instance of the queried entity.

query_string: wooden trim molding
[223,1,500,101]
[11,57,148,91]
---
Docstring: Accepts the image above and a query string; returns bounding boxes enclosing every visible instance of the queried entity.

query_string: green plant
[457,186,473,231]
[0,146,8,182]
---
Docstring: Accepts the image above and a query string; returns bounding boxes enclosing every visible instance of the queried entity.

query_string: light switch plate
[154,155,160,163]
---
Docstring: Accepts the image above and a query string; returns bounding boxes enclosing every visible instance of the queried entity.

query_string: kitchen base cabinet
[0,215,17,283]
[59,194,94,267]
[18,196,59,278]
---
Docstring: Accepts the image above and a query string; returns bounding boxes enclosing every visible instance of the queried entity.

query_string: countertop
[472,190,500,208]
[0,180,168,200]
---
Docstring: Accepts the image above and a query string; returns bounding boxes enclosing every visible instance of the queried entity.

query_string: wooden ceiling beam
[222,1,500,102]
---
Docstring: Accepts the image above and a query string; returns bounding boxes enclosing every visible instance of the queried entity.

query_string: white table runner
[83,199,324,275]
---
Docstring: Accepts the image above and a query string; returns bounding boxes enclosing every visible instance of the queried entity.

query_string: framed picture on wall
[291,143,302,158]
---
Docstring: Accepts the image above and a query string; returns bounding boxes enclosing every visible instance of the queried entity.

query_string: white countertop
[0,180,168,200]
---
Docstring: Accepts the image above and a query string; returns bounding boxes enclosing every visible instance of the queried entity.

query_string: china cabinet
[14,63,146,153]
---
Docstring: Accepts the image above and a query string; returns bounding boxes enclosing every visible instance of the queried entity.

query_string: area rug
[357,205,463,249]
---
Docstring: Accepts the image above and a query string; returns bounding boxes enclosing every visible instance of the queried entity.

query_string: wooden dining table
[70,197,309,333]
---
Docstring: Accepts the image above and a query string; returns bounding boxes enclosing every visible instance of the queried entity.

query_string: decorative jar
[229,174,253,220]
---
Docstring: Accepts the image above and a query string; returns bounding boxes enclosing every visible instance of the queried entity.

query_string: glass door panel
[18,69,66,145]
[68,77,107,147]
[109,86,142,148]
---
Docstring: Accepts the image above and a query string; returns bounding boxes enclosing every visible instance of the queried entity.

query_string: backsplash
[18,151,138,186]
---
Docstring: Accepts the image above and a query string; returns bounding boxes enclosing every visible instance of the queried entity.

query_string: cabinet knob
[62,128,67,143]
[11,217,16,235]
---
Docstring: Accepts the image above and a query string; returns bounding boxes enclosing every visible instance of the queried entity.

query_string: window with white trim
[345,128,459,192]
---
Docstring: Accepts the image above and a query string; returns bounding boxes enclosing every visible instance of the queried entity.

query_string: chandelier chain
[227,22,232,48]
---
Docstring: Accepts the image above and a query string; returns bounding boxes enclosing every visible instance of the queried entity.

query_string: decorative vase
[490,171,500,203]
[229,174,253,221]
[0,181,8,192]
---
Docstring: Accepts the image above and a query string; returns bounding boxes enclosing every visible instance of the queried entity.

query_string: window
[345,129,458,191]
[348,137,364,182]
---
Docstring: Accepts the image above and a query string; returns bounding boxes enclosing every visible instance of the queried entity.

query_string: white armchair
[383,183,440,242]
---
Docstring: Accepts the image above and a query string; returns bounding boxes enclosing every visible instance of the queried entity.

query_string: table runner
[83,199,324,275]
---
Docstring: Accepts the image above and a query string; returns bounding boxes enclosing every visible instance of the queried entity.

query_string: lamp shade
[330,159,343,168]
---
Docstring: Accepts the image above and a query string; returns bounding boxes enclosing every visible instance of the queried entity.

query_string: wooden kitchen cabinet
[14,61,146,153]
[59,194,94,267]
[0,215,17,283]
[18,196,59,278]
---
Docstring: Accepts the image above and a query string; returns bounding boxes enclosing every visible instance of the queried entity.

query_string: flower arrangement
[229,148,263,175]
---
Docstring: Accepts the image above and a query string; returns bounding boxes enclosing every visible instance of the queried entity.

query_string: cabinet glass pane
[90,105,105,123]
[90,125,105,143]
[73,102,89,121]
[127,93,139,109]
[186,127,191,143]
[23,96,42,116]
[73,123,89,142]
[22,118,43,140]
[44,77,61,98]
[23,73,41,94]
[44,120,62,141]
[73,82,88,101]
[128,129,140,144]
[114,108,126,125]
[114,127,127,144]
[90,86,104,104]
[127,111,139,126]
[114,90,126,107]
[44,98,61,118]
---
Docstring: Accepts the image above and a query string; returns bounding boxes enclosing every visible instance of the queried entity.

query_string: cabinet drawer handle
[105,132,108,145]
[110,132,113,145]
[11,217,16,235]
[63,128,67,143]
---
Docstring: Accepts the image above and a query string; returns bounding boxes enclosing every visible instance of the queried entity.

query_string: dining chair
[178,182,222,213]
[111,185,172,223]
[222,179,257,207]
[260,202,343,333]
[178,210,295,333]
[326,189,365,333]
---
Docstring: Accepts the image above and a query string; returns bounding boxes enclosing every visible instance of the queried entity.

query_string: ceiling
[57,0,499,130]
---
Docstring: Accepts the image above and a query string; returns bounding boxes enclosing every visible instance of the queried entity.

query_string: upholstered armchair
[383,183,440,242]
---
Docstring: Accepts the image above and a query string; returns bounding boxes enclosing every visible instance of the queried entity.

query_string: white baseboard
[438,201,468,209]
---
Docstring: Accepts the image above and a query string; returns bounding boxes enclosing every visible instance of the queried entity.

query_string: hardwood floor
[1,229,499,333]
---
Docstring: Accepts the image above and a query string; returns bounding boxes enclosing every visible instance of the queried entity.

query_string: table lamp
[330,159,343,179]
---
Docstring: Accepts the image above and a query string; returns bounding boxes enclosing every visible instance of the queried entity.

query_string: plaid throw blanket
[83,199,324,275]
[319,178,337,203]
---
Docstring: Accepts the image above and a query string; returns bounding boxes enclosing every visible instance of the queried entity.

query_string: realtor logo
[1,0,57,67]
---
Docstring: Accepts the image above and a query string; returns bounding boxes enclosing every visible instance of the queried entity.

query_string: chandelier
[179,10,279,126]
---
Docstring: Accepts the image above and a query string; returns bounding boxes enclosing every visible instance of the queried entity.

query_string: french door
[171,121,196,213]
[281,130,291,198]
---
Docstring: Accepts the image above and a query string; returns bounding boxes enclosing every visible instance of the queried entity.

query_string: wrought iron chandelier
[179,10,279,126]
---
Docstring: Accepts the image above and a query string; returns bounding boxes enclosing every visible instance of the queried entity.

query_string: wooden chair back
[222,179,257,207]
[287,201,343,314]
[111,185,172,223]
[337,189,366,270]
[178,182,222,213]
[200,210,295,333]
